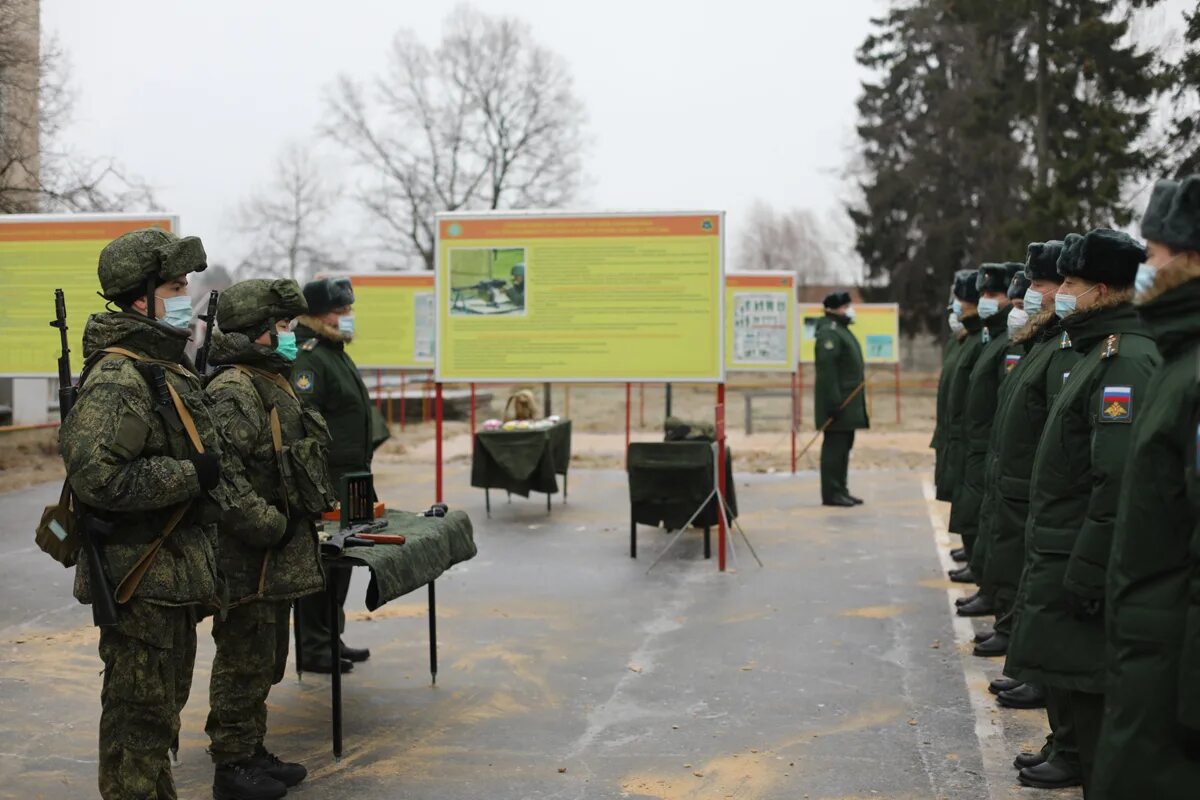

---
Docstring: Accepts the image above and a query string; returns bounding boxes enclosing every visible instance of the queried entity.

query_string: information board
[799,302,900,364]
[435,211,725,382]
[329,273,435,369]
[724,272,795,372]
[0,213,178,376]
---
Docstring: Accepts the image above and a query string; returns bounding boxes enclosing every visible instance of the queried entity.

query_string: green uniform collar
[960,313,984,334]
[81,311,190,364]
[1061,301,1144,353]
[1136,275,1200,358]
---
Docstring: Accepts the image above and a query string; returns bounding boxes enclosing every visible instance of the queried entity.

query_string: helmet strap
[144,277,157,321]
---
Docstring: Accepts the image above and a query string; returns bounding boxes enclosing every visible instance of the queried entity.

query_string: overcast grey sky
[43,0,882,273]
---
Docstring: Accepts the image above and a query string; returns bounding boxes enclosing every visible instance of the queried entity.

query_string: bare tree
[235,142,342,283]
[0,0,158,214]
[736,200,836,286]
[323,5,587,269]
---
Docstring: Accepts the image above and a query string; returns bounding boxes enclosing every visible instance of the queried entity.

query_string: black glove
[1065,591,1103,620]
[187,452,221,492]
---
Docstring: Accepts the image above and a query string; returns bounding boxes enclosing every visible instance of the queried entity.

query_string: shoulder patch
[982,328,991,345]
[822,339,835,351]
[1099,386,1133,423]
[301,339,319,352]
[1101,334,1120,360]
[294,370,315,393]
[1005,354,1022,373]
[1060,331,1073,350]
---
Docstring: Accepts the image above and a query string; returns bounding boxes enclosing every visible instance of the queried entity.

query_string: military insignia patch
[823,340,834,350]
[1005,354,1022,373]
[1099,386,1132,423]
[981,328,991,345]
[295,370,314,393]
[1060,331,1073,350]
[1063,371,1071,385]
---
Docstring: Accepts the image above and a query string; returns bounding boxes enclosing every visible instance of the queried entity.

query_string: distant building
[0,0,41,213]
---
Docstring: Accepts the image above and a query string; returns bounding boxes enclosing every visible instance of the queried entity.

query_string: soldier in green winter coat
[949,262,1021,611]
[292,277,380,672]
[972,243,1072,661]
[58,229,229,799]
[1093,177,1200,800]
[203,280,338,800]
[943,270,985,582]
[1005,229,1160,793]
[984,237,1086,782]
[813,291,869,506]
[933,272,972,508]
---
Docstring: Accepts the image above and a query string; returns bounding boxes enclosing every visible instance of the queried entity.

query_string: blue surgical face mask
[1024,288,1043,315]
[159,295,193,329]
[338,314,355,337]
[845,307,856,321]
[1135,264,1157,297]
[977,297,1000,319]
[951,299,963,316]
[1055,285,1097,319]
[1007,307,1029,337]
[274,331,297,361]
[948,313,964,335]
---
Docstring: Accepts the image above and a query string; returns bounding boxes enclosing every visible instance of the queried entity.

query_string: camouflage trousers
[98,600,198,800]
[205,600,290,764]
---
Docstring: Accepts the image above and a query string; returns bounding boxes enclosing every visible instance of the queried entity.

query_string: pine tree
[1168,3,1200,175]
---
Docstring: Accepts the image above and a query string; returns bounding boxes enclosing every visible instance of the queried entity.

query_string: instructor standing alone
[814,291,869,507]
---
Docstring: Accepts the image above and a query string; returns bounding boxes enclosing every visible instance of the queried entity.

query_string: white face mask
[977,297,1000,319]
[1007,307,1029,337]
[952,299,963,316]
[948,313,964,335]
[1024,288,1043,315]
[1135,264,1157,297]
[845,307,856,321]
[338,314,356,336]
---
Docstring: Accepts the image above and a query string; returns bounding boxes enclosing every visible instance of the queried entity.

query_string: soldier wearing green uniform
[813,291,868,507]
[933,272,972,511]
[204,280,338,799]
[1005,229,1160,793]
[973,242,1071,664]
[58,229,227,799]
[951,262,1020,616]
[943,270,985,583]
[1093,177,1200,799]
[292,277,377,672]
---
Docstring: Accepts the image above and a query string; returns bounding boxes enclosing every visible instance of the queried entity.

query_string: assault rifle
[194,290,219,376]
[319,518,404,557]
[52,289,119,627]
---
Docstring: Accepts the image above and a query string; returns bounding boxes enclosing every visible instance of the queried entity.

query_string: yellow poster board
[724,272,795,372]
[799,303,900,364]
[0,213,177,376]
[327,274,435,369]
[435,211,725,382]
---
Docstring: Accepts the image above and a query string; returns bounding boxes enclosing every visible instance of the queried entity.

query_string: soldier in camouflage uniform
[58,228,227,799]
[203,280,337,799]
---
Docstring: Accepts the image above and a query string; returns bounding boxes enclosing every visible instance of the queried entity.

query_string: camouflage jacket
[60,312,226,608]
[206,331,334,603]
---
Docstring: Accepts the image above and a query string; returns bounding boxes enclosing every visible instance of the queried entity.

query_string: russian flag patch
[1100,386,1133,423]
[1005,354,1022,373]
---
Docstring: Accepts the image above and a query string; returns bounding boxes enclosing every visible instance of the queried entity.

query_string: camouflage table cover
[471,420,572,497]
[627,442,738,530]
[326,509,476,610]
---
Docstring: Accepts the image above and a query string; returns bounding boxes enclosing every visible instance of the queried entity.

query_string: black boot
[1017,759,1082,789]
[1013,750,1047,770]
[997,682,1047,710]
[213,761,287,800]
[956,595,994,617]
[950,547,967,563]
[298,654,353,674]
[949,566,976,584]
[973,632,1009,657]
[956,591,979,608]
[823,495,856,507]
[246,745,307,787]
[846,494,864,505]
[973,628,994,644]
[988,677,1021,695]
[340,641,371,663]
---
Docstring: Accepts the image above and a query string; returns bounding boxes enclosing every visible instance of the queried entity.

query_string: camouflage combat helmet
[217,279,308,333]
[98,228,208,301]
